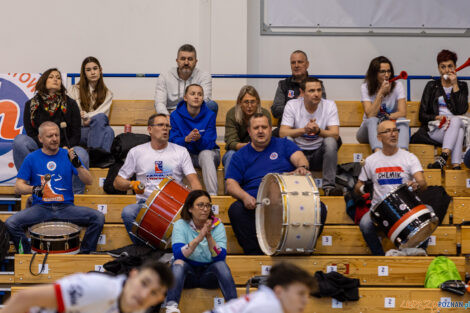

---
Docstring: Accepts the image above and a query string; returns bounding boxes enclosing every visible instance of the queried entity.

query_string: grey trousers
[191,149,221,195]
[302,137,339,187]
[356,117,409,151]
[428,116,465,165]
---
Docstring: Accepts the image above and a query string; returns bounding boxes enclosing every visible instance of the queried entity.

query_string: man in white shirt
[354,120,427,255]
[207,262,315,313]
[279,77,342,196]
[154,44,218,115]
[2,259,173,313]
[114,113,202,244]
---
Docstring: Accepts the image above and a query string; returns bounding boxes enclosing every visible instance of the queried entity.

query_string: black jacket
[23,95,82,147]
[411,79,468,145]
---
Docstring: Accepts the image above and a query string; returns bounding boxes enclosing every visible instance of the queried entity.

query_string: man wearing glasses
[354,120,427,255]
[114,113,202,244]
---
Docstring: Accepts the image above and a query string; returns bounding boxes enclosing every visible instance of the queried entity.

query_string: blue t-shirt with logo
[226,137,300,197]
[17,148,78,205]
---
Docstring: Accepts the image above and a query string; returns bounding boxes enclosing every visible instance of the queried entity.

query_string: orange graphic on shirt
[40,175,64,202]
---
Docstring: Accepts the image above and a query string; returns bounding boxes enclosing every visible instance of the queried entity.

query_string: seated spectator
[164,190,237,313]
[155,44,218,115]
[412,49,468,170]
[68,56,115,153]
[226,113,327,254]
[356,56,409,152]
[170,84,220,196]
[12,68,89,194]
[6,121,104,254]
[207,262,315,313]
[114,113,201,244]
[223,85,271,174]
[271,50,325,136]
[355,120,427,256]
[279,77,342,196]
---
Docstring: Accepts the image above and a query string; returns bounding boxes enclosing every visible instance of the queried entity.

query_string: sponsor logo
[269,152,278,160]
[287,90,295,98]
[67,284,84,305]
[375,166,404,185]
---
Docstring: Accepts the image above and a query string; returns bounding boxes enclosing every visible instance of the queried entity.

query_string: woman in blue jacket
[170,84,220,195]
[164,190,237,313]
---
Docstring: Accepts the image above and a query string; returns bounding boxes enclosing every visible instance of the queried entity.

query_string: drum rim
[29,221,81,237]
[396,207,439,249]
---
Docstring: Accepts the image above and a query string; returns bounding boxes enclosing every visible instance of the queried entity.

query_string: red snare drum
[131,177,189,249]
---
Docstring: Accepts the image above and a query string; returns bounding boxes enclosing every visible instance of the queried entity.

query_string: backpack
[111,133,151,162]
[424,256,461,288]
[0,220,10,262]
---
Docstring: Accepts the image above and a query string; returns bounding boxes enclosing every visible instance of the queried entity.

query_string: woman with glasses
[223,85,272,174]
[412,50,468,170]
[164,190,237,313]
[170,84,220,195]
[356,56,409,152]
[68,57,114,153]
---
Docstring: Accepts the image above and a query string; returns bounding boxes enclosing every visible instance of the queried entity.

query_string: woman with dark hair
[356,56,409,152]
[12,68,88,194]
[223,85,271,174]
[413,50,468,169]
[68,56,114,153]
[164,190,237,313]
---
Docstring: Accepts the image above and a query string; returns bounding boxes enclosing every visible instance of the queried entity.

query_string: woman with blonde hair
[223,85,272,173]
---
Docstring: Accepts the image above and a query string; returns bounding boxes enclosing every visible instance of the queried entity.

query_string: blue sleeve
[195,112,217,151]
[169,114,188,148]
[17,154,32,182]
[171,221,190,261]
[172,243,189,261]
[284,138,301,157]
[225,150,244,181]
[212,248,227,262]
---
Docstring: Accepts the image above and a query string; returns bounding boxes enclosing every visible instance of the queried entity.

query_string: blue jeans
[81,113,115,152]
[165,260,237,305]
[13,134,89,194]
[206,100,219,116]
[222,150,236,177]
[5,202,104,254]
[359,211,429,255]
[121,200,146,245]
[356,117,409,151]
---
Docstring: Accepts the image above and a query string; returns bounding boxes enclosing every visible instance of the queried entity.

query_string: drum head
[30,222,81,238]
[256,174,284,255]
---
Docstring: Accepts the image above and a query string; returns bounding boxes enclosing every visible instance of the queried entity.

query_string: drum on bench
[29,222,81,254]
[371,184,438,249]
[256,173,322,255]
[132,177,189,249]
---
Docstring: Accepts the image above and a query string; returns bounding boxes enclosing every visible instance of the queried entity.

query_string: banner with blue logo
[0,73,40,185]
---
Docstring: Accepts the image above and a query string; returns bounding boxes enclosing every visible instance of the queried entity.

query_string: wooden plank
[85,168,108,195]
[216,100,276,127]
[461,226,470,254]
[14,254,113,283]
[444,169,470,196]
[452,197,470,224]
[109,100,155,126]
[410,145,437,169]
[0,186,15,195]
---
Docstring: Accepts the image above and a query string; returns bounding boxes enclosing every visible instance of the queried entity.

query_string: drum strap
[29,241,51,276]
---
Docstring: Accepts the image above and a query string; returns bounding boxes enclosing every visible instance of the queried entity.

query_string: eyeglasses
[242,100,257,106]
[194,202,212,210]
[150,123,172,129]
[378,128,400,135]
[378,70,392,74]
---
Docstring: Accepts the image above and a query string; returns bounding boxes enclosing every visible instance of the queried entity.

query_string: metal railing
[67,73,470,101]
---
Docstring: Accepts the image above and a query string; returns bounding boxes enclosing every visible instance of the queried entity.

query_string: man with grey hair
[5,121,104,254]
[154,44,218,115]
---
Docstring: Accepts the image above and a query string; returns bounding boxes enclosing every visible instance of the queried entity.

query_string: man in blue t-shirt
[5,121,105,254]
[225,113,314,254]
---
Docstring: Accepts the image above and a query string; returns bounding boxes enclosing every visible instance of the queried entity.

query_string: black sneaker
[323,186,344,196]
[427,156,446,169]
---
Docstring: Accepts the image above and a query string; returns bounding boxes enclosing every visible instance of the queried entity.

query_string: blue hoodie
[169,100,218,154]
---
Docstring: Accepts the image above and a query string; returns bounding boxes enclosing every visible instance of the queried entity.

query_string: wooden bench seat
[13,254,467,286]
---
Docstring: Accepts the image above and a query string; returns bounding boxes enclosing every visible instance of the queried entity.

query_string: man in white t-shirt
[279,77,342,196]
[2,259,173,313]
[354,120,427,255]
[114,113,202,244]
[206,262,315,313]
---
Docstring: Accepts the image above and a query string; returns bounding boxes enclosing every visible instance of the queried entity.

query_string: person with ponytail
[68,56,114,153]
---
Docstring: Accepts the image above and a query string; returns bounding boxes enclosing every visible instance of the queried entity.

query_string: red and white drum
[132,177,189,249]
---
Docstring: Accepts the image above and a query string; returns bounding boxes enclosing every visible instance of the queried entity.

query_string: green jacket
[224,106,272,151]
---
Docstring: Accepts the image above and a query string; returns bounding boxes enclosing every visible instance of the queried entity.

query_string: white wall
[1,0,469,101]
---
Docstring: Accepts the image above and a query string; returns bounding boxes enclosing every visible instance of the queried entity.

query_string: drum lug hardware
[302,191,313,196]
[296,248,305,253]
[291,223,300,227]
[302,223,313,227]
[289,191,299,196]
[396,237,402,244]
[285,248,293,252]
[282,223,289,226]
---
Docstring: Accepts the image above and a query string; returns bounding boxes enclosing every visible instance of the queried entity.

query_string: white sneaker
[165,303,181,313]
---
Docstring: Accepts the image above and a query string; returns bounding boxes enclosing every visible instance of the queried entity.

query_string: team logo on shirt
[148,161,172,180]
[66,284,84,305]
[155,161,163,173]
[47,161,56,171]
[375,166,404,185]
[270,152,278,160]
[288,90,295,98]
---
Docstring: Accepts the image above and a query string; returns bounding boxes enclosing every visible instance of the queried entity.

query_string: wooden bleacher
[4,98,470,311]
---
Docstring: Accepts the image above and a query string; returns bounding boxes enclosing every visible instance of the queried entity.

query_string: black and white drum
[371,184,438,249]
[29,222,81,254]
